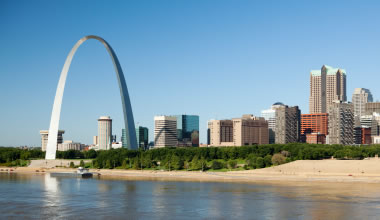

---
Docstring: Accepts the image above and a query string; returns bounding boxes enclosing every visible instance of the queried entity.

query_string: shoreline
[4,159,380,184]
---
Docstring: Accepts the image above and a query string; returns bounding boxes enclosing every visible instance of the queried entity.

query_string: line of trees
[91,143,380,170]
[2,144,380,169]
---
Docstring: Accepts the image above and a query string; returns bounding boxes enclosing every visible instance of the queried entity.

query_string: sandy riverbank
[3,159,380,184]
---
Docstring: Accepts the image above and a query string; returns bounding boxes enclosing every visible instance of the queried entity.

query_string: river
[1,173,380,219]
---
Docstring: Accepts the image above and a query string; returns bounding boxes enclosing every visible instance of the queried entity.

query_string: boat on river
[50,167,93,178]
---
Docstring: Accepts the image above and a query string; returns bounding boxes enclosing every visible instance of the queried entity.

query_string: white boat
[50,167,93,178]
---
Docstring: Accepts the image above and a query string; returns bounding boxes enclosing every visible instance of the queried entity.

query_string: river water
[1,173,380,219]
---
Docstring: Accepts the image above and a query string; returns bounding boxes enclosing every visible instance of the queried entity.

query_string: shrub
[264,155,272,167]
[69,162,75,168]
[228,160,237,169]
[271,153,286,165]
[211,160,225,170]
[256,157,265,168]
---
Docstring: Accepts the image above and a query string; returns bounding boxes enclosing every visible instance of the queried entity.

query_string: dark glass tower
[175,115,199,147]
[122,126,148,149]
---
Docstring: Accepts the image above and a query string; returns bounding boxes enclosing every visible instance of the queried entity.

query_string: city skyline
[2,0,380,146]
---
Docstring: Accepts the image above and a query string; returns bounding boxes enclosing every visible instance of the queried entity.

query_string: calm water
[1,173,380,219]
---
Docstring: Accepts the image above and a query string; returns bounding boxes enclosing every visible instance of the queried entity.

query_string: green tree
[132,157,141,170]
[69,161,75,168]
[79,160,85,167]
[228,160,237,169]
[191,155,201,170]
[171,155,184,170]
[122,159,128,169]
[264,155,272,167]
[211,160,224,170]
[105,160,112,169]
[256,157,265,168]
[246,154,257,169]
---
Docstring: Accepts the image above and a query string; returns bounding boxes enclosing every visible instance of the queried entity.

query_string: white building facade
[154,116,177,147]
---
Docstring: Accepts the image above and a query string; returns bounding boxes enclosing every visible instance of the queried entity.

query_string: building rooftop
[311,65,346,76]
[99,116,111,120]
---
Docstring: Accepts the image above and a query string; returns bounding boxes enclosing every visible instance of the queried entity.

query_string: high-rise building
[174,115,199,147]
[327,101,354,145]
[136,126,149,150]
[352,88,373,125]
[275,105,301,144]
[309,65,346,114]
[98,116,112,150]
[301,113,328,143]
[40,130,65,151]
[261,102,284,144]
[365,102,380,115]
[208,115,269,147]
[154,116,177,147]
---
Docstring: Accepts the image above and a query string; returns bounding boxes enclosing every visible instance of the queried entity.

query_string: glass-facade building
[136,126,149,150]
[174,115,199,147]
[122,127,149,150]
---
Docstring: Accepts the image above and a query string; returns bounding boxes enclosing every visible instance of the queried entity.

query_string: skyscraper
[123,127,149,149]
[327,101,354,145]
[154,116,177,147]
[309,65,346,113]
[301,113,328,143]
[98,116,112,150]
[275,105,301,144]
[136,126,149,150]
[261,102,284,144]
[174,115,199,147]
[352,88,373,125]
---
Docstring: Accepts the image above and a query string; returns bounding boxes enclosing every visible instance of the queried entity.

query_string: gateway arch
[45,35,137,159]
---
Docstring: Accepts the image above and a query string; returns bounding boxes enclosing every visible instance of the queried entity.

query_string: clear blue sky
[1,0,380,147]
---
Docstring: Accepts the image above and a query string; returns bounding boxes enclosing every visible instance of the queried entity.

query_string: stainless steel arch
[46,35,137,159]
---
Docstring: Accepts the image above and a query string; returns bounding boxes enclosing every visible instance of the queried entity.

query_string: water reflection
[41,174,61,218]
[2,173,380,219]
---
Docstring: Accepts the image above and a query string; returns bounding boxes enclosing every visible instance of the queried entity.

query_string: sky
[1,0,380,147]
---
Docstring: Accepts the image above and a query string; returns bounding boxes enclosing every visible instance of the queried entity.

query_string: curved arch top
[46,35,137,159]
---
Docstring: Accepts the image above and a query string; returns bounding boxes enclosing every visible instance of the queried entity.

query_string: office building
[175,115,199,147]
[352,88,373,125]
[40,130,65,151]
[365,102,380,115]
[136,126,149,150]
[154,116,177,147]
[301,113,328,143]
[275,105,301,144]
[98,116,112,150]
[309,65,346,114]
[306,133,326,144]
[122,126,149,149]
[261,102,284,144]
[354,127,371,145]
[327,101,354,145]
[57,140,83,151]
[208,115,269,147]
